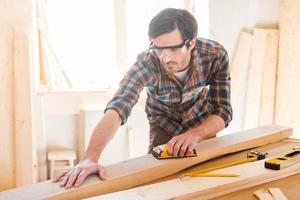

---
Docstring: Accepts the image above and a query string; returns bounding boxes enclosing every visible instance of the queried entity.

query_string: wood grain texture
[14,26,38,186]
[254,189,275,200]
[93,160,300,200]
[229,32,253,132]
[243,28,266,129]
[0,125,292,200]
[215,173,300,200]
[275,0,300,138]
[259,30,278,126]
[268,188,288,200]
[244,28,278,129]
[254,188,288,200]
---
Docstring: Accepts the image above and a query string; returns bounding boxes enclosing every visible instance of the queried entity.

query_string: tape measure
[265,147,300,170]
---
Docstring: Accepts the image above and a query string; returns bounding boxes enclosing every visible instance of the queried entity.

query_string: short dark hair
[148,8,198,40]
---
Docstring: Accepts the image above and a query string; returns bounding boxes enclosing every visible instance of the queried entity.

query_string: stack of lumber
[230,28,278,132]
[229,0,300,138]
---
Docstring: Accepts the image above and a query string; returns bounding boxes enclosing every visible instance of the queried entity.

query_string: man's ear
[187,38,196,50]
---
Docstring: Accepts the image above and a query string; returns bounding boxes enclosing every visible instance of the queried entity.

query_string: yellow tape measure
[265,147,300,170]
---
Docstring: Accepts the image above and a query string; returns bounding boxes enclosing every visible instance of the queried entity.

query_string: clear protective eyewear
[149,39,190,56]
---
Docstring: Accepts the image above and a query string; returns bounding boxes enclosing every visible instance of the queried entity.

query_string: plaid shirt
[106,38,232,142]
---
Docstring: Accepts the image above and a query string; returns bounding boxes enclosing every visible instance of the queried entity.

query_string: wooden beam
[275,0,300,138]
[89,142,299,200]
[0,125,292,200]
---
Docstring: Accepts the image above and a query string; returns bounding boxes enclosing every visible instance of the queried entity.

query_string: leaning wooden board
[0,125,292,200]
[90,139,300,199]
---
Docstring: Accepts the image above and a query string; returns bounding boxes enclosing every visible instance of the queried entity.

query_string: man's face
[150,28,195,74]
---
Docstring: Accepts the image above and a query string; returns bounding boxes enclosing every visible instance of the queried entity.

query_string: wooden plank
[229,32,253,132]
[254,188,288,200]
[244,28,268,129]
[268,188,288,200]
[254,189,275,200]
[259,30,278,126]
[214,173,300,200]
[0,26,16,191]
[275,0,300,138]
[13,26,38,186]
[0,125,292,200]
[199,139,300,200]
[88,141,300,200]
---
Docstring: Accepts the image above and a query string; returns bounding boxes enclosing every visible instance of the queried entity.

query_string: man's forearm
[83,109,122,162]
[187,115,225,142]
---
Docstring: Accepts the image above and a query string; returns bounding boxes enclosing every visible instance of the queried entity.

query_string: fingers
[65,169,81,189]
[186,145,195,156]
[179,143,189,157]
[74,169,89,188]
[172,141,183,156]
[53,159,107,189]
[52,170,69,182]
[58,170,73,187]
[167,138,176,155]
[167,135,196,157]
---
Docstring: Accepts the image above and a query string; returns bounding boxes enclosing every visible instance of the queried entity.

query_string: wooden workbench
[93,139,300,199]
[0,126,297,200]
[212,140,300,200]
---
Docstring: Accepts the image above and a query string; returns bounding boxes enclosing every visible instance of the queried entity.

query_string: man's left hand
[166,131,201,157]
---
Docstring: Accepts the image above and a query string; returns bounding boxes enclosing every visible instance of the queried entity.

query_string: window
[42,0,209,91]
[45,0,116,89]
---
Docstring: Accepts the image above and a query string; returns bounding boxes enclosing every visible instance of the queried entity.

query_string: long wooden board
[259,29,278,126]
[0,125,292,200]
[229,32,253,132]
[14,26,38,187]
[0,27,16,191]
[89,140,300,200]
[244,28,278,129]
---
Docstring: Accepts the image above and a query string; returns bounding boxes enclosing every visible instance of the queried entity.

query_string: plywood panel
[0,125,292,200]
[275,0,300,138]
[0,27,16,191]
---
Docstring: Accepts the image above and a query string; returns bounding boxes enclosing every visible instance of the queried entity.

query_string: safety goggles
[149,39,190,56]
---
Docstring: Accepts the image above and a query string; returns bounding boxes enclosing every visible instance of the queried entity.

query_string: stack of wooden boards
[229,0,300,138]
[0,125,294,199]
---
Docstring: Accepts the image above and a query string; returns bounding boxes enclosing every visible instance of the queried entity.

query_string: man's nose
[160,51,172,63]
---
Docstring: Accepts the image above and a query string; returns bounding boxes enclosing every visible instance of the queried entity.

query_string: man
[53,8,232,188]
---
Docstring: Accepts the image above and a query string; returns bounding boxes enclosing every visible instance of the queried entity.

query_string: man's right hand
[52,159,107,189]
